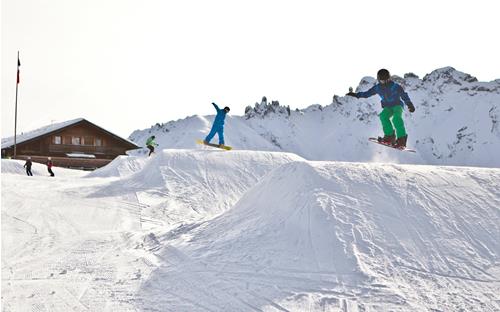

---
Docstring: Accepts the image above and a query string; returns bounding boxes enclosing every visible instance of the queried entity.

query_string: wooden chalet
[1,118,140,170]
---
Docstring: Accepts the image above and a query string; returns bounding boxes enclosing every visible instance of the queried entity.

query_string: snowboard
[196,139,233,150]
[368,137,416,153]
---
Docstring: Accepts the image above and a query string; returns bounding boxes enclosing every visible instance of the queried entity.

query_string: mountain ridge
[129,67,500,168]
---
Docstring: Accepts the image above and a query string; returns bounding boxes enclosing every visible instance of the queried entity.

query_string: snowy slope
[1,151,303,311]
[1,159,86,177]
[129,67,500,167]
[138,161,500,311]
[2,150,500,311]
[88,150,304,226]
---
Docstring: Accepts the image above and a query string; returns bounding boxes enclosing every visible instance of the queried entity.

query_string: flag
[17,56,21,84]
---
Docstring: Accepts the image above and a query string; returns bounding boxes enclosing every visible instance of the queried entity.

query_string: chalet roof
[1,118,139,150]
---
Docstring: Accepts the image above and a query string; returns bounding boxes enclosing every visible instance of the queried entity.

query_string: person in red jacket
[47,157,55,177]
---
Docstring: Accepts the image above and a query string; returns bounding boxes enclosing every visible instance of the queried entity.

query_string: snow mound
[91,149,304,225]
[85,155,148,178]
[140,161,500,311]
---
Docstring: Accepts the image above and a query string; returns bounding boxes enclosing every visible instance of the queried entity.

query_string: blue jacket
[356,81,412,108]
[212,103,227,128]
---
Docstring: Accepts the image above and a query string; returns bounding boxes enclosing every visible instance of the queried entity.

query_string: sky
[2,0,500,139]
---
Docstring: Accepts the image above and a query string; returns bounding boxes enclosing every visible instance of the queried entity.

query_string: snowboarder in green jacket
[146,135,158,156]
[347,69,415,148]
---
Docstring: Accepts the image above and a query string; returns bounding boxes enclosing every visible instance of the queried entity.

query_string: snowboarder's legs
[147,145,154,156]
[204,126,217,143]
[379,106,407,138]
[217,127,225,145]
[48,168,54,177]
[379,107,395,137]
[205,126,225,144]
[26,168,32,176]
[391,106,407,138]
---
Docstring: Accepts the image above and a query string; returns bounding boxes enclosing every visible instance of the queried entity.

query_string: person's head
[27,156,31,160]
[377,69,391,84]
[48,157,52,160]
[224,107,230,113]
[151,135,155,139]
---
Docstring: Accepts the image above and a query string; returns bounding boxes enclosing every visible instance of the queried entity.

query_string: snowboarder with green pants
[347,69,415,148]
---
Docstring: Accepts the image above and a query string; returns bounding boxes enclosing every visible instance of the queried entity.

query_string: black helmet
[224,106,230,112]
[377,69,391,81]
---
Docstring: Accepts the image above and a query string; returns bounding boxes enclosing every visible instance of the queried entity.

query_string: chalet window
[95,138,102,146]
[72,136,81,145]
[83,136,93,146]
[54,136,62,144]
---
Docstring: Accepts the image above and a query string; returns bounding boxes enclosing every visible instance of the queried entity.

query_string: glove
[346,92,358,98]
[407,102,415,113]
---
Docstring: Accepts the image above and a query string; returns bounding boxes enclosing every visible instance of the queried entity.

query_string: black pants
[48,168,55,177]
[147,145,155,156]
[26,168,33,176]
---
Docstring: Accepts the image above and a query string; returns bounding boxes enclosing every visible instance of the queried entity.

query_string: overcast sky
[2,0,500,138]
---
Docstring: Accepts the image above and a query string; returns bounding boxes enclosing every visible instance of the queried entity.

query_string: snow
[1,159,86,177]
[1,118,84,149]
[129,67,500,168]
[2,67,500,311]
[2,149,500,311]
[1,118,139,150]
[66,153,96,159]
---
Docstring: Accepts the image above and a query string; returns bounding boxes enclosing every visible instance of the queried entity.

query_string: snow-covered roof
[1,118,139,149]
[1,118,84,149]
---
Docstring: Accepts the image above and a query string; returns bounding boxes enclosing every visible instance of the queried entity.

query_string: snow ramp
[90,149,304,226]
[85,155,149,178]
[139,161,500,311]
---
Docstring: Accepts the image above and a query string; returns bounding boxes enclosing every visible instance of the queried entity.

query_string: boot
[377,134,395,145]
[393,135,408,149]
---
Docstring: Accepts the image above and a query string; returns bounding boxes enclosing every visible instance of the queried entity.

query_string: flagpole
[14,51,19,158]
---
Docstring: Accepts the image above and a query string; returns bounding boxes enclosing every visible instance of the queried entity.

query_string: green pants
[379,106,407,138]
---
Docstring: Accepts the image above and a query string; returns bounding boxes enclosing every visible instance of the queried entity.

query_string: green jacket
[146,136,158,147]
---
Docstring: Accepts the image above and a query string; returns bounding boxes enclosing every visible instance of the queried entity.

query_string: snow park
[2,1,500,311]
[2,67,500,311]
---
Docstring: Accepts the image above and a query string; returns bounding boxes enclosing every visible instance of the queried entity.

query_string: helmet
[377,69,391,81]
[224,107,230,112]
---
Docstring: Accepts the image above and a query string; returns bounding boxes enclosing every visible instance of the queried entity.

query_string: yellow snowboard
[196,140,233,150]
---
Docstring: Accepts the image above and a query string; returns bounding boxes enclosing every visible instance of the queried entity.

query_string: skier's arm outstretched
[347,86,377,99]
[212,102,222,112]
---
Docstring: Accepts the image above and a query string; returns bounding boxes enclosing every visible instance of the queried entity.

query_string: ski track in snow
[2,148,500,311]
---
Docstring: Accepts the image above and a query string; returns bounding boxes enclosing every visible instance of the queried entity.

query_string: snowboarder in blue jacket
[347,69,415,148]
[204,102,230,147]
